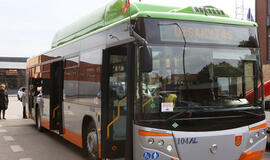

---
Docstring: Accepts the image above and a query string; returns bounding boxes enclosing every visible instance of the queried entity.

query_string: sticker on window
[161,102,174,112]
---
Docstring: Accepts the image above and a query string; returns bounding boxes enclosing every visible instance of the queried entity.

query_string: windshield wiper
[165,110,192,121]
[165,106,263,122]
[165,105,207,121]
[218,96,244,99]
[237,110,264,117]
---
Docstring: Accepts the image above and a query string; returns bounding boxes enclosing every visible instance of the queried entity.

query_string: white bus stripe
[19,158,32,160]
[10,145,24,152]
[0,129,7,133]
[3,136,14,141]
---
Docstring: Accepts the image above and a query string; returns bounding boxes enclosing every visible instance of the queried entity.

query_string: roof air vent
[193,6,227,17]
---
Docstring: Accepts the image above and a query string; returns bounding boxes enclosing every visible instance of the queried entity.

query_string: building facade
[256,0,270,82]
[0,57,28,93]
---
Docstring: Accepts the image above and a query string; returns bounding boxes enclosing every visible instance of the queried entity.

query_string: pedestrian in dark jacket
[0,84,8,119]
[21,88,27,119]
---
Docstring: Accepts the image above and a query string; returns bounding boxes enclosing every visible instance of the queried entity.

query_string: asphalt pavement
[1,95,270,160]
[0,95,88,160]
[266,152,270,159]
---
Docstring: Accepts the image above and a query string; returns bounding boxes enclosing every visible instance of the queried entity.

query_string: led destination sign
[158,21,257,46]
[171,25,233,41]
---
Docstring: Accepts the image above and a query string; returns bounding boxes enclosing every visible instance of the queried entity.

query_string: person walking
[0,84,8,120]
[21,88,27,119]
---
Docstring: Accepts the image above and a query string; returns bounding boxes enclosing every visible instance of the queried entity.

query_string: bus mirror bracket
[129,25,152,73]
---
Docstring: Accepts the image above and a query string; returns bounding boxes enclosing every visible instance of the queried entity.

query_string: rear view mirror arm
[129,25,148,46]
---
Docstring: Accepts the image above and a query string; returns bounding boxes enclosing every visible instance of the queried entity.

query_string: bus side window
[78,50,102,106]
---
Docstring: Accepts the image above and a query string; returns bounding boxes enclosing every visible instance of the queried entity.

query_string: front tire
[85,122,98,160]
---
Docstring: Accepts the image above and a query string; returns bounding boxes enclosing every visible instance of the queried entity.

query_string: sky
[0,0,255,58]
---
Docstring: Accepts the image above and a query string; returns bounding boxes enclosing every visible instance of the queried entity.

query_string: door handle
[53,105,60,119]
[106,97,127,139]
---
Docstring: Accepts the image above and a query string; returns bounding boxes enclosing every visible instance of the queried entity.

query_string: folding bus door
[101,44,135,159]
[50,61,64,134]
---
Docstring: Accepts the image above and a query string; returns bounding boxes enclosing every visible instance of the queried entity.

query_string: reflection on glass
[77,50,102,106]
[64,56,79,103]
[136,45,262,120]
[108,54,127,141]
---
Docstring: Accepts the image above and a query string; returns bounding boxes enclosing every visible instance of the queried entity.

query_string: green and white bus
[26,0,267,159]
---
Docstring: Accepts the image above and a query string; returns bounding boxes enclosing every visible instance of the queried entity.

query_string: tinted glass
[64,56,79,102]
[78,50,102,106]
[145,18,259,48]
[136,45,263,122]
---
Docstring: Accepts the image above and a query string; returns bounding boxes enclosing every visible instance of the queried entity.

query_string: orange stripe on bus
[41,118,50,130]
[41,119,82,148]
[98,144,101,159]
[139,130,172,137]
[63,128,83,148]
[249,123,267,131]
[238,150,265,160]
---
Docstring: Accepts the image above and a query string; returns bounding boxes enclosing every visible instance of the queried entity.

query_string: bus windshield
[135,19,263,127]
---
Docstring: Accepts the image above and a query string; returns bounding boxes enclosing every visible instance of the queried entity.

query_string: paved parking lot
[265,152,270,159]
[1,95,270,160]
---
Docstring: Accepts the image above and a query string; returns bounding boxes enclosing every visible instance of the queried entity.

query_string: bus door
[50,61,64,134]
[101,44,133,159]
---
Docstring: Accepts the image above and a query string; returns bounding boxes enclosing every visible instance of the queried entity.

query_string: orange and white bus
[26,0,267,159]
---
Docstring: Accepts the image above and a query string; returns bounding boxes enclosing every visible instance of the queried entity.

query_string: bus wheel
[86,123,98,159]
[36,107,43,132]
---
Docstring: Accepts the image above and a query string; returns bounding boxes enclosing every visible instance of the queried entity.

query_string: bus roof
[51,0,257,48]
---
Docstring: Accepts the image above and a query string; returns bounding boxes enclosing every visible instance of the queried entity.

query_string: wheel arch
[82,115,96,149]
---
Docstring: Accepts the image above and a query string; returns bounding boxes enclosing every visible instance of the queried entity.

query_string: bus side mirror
[140,45,152,73]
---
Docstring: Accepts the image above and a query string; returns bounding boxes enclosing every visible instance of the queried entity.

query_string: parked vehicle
[26,1,267,159]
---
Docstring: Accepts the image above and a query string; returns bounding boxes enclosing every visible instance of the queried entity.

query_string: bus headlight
[158,140,164,146]
[138,129,178,157]
[167,145,173,152]
[246,128,267,150]
[148,138,154,144]
[249,138,254,144]
[255,132,260,138]
[260,129,266,137]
